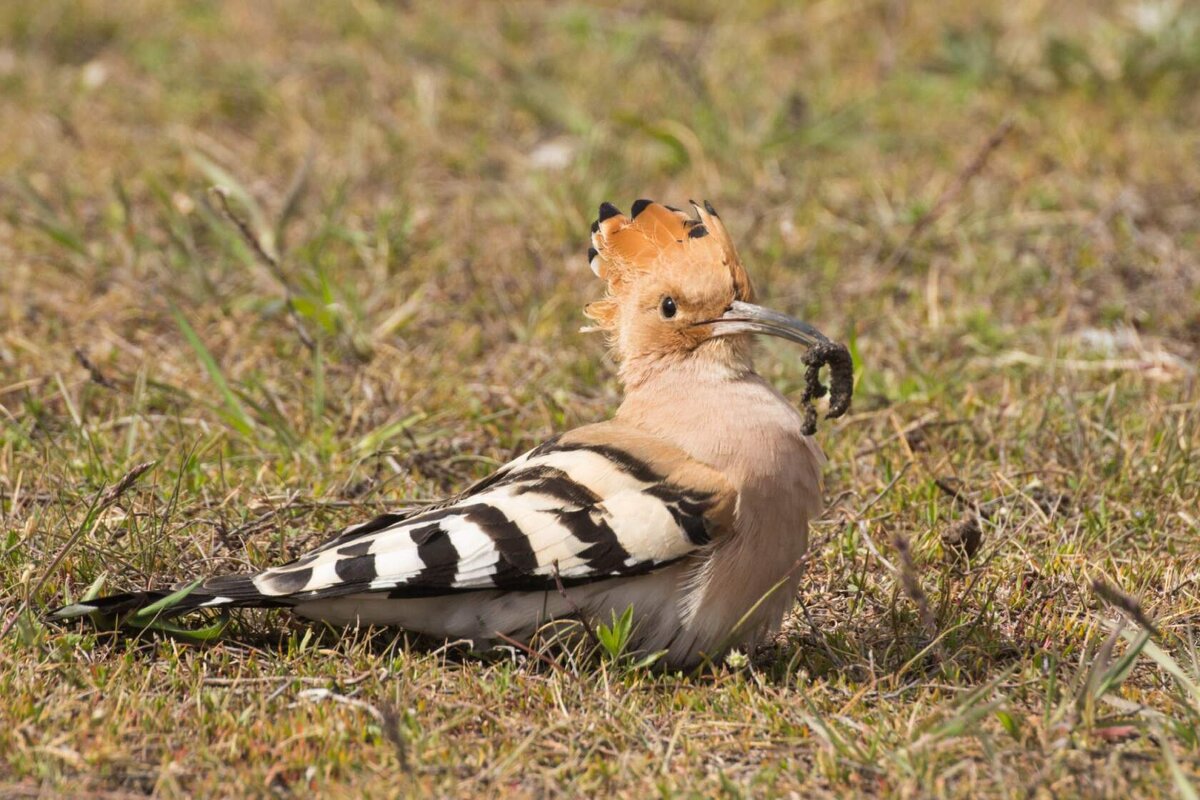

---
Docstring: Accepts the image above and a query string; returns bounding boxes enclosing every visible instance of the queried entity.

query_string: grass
[1,0,1199,796]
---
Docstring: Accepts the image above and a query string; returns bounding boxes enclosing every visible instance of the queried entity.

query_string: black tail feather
[48,574,289,621]
[50,590,177,619]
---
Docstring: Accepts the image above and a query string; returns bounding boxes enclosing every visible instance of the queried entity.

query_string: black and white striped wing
[252,423,736,601]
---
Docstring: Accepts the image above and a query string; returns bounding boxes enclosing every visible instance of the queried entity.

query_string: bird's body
[293,370,822,665]
[54,199,849,668]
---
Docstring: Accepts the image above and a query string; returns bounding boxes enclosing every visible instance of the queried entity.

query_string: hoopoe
[53,200,852,668]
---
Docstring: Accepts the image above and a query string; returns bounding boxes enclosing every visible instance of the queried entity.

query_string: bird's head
[584,199,832,386]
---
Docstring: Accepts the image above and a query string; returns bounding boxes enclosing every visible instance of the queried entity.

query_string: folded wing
[252,422,736,602]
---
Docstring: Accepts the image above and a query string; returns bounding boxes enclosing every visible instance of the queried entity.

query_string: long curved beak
[696,300,831,348]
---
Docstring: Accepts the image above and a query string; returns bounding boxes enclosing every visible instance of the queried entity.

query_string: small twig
[73,348,116,389]
[209,187,316,353]
[292,685,409,767]
[795,596,845,669]
[295,688,382,717]
[3,461,156,638]
[377,698,411,772]
[225,492,302,541]
[891,532,943,661]
[852,460,913,521]
[1092,578,1161,637]
[934,476,972,505]
[202,670,379,688]
[935,477,1070,525]
[98,461,157,508]
[210,186,280,272]
[551,560,602,649]
[493,630,578,684]
[857,521,897,574]
[854,411,943,458]
[274,145,315,255]
[884,116,1015,271]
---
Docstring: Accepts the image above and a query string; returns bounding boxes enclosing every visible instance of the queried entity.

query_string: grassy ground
[2,0,1199,796]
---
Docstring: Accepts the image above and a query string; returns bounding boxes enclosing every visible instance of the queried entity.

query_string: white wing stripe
[444,517,500,588]
[371,527,429,590]
[602,491,693,561]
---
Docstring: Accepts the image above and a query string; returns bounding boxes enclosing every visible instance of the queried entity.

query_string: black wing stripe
[265,566,313,594]
[514,470,603,507]
[382,555,686,598]
[525,434,564,459]
[552,507,632,573]
[532,441,662,484]
[645,484,718,546]
[337,540,374,558]
[323,511,414,550]
[334,553,377,584]
[461,504,539,588]
[407,522,459,588]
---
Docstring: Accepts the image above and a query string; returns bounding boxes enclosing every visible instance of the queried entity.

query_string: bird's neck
[617,337,754,392]
[614,339,806,477]
[614,330,822,483]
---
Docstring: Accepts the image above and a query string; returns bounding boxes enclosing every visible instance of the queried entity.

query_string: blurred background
[1,1,1198,796]
[3,1,1197,391]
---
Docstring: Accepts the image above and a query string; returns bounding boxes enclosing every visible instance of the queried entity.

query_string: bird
[52,199,852,669]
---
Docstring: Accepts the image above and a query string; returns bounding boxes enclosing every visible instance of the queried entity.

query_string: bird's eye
[661,296,677,319]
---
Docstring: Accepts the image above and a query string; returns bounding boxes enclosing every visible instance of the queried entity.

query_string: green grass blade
[1123,628,1200,707]
[1160,731,1200,800]
[170,306,255,438]
[133,615,231,643]
[131,579,203,622]
[79,573,107,603]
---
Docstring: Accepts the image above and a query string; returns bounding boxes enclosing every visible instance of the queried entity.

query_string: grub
[799,340,854,435]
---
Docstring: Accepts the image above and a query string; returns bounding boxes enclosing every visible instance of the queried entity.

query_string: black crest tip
[598,202,621,222]
[630,198,653,218]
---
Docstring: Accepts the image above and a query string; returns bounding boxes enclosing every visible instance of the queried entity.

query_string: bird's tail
[48,574,290,622]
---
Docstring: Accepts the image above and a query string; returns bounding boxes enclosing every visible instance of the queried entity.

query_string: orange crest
[584,200,754,333]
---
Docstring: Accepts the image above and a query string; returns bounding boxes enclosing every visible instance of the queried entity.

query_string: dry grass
[2,0,1199,796]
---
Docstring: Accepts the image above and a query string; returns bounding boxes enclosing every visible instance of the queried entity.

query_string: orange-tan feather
[692,201,754,303]
[586,200,742,335]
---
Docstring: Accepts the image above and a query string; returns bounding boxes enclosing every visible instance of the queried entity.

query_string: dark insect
[799,341,854,436]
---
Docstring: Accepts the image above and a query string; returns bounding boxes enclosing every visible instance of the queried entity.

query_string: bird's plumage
[255,422,736,600]
[52,199,850,668]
